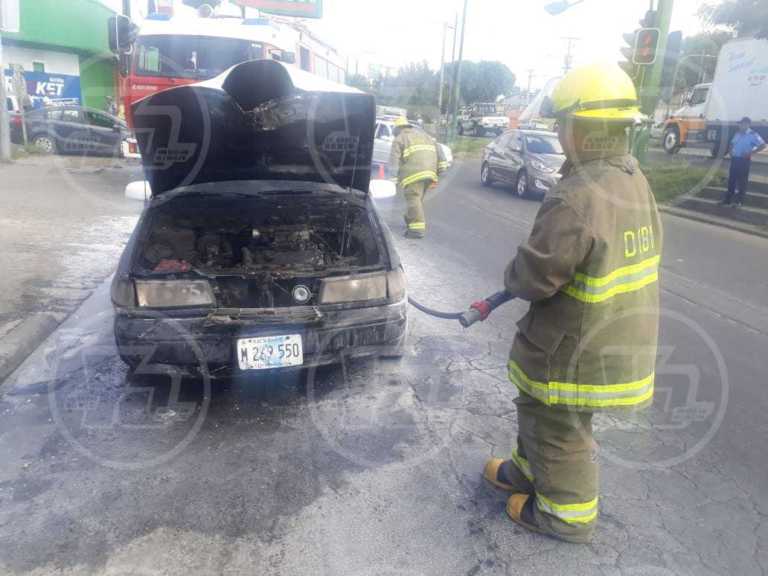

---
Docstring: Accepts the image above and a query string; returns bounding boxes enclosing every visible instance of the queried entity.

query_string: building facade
[2,0,117,111]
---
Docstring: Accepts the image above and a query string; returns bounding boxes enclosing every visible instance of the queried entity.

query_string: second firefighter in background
[389,117,449,239]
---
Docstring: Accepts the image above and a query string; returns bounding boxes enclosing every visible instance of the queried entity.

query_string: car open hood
[132,59,375,196]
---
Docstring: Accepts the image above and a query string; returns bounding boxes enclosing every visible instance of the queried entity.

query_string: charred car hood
[132,59,375,196]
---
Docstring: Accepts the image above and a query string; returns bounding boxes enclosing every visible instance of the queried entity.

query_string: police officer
[389,117,447,239]
[482,63,662,543]
[720,117,766,207]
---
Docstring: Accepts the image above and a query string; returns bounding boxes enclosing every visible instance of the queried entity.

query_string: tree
[444,61,516,105]
[699,0,768,39]
[346,74,371,93]
[675,31,732,93]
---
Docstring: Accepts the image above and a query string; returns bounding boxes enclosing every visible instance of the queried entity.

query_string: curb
[0,313,63,385]
[660,205,768,240]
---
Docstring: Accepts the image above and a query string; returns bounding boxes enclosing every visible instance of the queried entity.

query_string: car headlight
[135,280,215,308]
[111,276,136,308]
[319,273,388,304]
[387,268,407,302]
[531,160,556,174]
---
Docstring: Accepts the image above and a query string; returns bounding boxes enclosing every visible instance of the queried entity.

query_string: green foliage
[699,0,768,39]
[346,73,371,92]
[443,61,516,106]
[675,31,732,92]
[350,60,515,118]
[641,159,726,203]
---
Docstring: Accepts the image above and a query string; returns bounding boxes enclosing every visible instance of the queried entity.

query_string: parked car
[10,105,130,157]
[480,129,566,198]
[372,118,453,176]
[457,103,509,137]
[111,59,407,375]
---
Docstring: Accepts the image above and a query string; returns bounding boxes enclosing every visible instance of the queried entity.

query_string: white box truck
[706,37,768,156]
[662,38,768,156]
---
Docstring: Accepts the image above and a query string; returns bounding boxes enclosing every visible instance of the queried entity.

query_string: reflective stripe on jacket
[390,127,439,187]
[504,154,662,412]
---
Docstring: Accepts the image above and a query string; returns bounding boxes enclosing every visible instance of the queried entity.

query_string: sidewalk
[0,158,141,383]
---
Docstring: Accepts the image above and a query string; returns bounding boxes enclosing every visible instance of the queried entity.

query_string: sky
[105,0,711,90]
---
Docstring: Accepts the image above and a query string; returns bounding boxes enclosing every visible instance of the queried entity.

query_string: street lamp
[544,0,585,16]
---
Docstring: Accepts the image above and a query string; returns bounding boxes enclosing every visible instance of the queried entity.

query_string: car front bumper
[114,300,408,375]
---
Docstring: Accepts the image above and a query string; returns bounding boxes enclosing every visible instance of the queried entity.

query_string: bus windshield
[134,35,264,79]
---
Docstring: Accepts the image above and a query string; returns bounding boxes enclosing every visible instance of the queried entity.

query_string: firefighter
[389,117,447,239]
[481,63,662,543]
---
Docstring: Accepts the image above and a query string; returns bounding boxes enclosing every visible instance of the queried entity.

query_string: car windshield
[134,35,264,79]
[525,134,563,155]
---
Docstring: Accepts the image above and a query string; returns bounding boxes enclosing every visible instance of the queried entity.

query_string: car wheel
[474,125,485,137]
[663,127,680,154]
[32,134,56,154]
[515,170,528,197]
[481,162,494,187]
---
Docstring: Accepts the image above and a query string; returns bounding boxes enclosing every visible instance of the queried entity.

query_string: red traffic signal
[634,28,660,65]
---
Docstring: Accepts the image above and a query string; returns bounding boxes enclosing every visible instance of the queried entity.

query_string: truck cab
[662,83,711,154]
[458,103,509,137]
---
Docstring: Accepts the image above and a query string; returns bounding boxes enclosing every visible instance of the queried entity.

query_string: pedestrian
[720,117,766,207]
[481,63,662,543]
[389,117,446,239]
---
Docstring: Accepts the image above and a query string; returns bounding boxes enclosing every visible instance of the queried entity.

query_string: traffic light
[620,31,638,79]
[634,28,661,65]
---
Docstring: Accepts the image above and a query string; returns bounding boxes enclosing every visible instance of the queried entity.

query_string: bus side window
[139,45,161,74]
[300,47,311,72]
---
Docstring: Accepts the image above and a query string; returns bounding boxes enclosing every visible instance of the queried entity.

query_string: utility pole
[0,10,12,162]
[437,22,449,120]
[526,69,535,104]
[633,0,674,161]
[444,11,458,135]
[123,0,132,18]
[562,37,579,74]
[449,0,469,142]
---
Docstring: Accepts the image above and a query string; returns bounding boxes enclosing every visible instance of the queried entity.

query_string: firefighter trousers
[402,180,431,233]
[504,392,598,543]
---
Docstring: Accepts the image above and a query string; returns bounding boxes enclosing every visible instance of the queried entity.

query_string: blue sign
[3,69,82,108]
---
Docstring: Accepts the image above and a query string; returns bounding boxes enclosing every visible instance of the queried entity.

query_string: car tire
[515,170,528,197]
[474,125,485,137]
[481,162,494,187]
[32,134,56,155]
[663,126,680,154]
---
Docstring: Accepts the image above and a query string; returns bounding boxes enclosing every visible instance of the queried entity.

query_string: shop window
[33,62,45,73]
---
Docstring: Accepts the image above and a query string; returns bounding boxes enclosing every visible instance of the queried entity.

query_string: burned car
[111,60,407,374]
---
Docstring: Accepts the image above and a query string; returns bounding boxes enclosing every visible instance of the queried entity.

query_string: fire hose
[407,290,514,328]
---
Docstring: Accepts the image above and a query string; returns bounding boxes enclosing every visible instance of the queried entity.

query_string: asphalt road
[1,160,768,576]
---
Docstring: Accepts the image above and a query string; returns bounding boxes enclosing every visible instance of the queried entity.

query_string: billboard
[4,69,82,108]
[234,0,322,19]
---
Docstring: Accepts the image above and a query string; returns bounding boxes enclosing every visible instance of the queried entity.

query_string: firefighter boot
[483,458,534,493]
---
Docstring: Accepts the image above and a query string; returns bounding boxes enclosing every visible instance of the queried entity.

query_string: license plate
[236,334,303,371]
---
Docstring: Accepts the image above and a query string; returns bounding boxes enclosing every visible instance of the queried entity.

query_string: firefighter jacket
[504,154,662,412]
[389,127,446,187]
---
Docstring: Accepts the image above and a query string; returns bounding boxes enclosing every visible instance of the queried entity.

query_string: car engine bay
[140,195,383,273]
[135,194,385,308]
